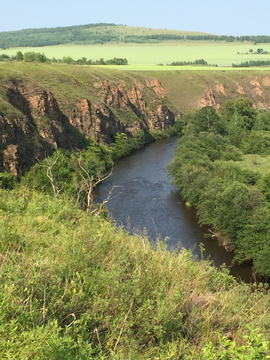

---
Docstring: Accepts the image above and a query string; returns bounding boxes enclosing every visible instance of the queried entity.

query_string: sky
[1,0,270,36]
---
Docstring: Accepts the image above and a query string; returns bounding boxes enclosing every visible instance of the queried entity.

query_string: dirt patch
[237,85,245,94]
[216,83,226,95]
[250,77,264,98]
[262,76,270,86]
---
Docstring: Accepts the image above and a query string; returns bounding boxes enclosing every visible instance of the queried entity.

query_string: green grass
[1,61,270,116]
[1,186,270,358]
[236,154,270,175]
[143,69,270,114]
[2,41,270,67]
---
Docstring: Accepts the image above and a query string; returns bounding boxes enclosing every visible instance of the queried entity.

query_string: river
[97,136,253,282]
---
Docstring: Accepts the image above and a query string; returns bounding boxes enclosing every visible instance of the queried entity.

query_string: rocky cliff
[200,76,270,111]
[154,71,270,115]
[0,64,178,175]
[2,64,270,177]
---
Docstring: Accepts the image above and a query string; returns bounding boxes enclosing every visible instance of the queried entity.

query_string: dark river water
[97,136,253,282]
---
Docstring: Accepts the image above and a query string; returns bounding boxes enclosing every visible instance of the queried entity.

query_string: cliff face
[200,76,270,111]
[0,69,177,175]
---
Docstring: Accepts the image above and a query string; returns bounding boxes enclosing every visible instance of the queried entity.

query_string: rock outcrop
[216,83,226,95]
[146,79,166,98]
[237,85,245,94]
[200,89,220,110]
[1,76,176,175]
[250,77,265,98]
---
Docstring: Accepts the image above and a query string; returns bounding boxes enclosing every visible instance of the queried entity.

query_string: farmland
[1,41,270,69]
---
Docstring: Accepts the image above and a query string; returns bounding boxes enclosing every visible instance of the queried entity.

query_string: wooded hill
[1,23,270,49]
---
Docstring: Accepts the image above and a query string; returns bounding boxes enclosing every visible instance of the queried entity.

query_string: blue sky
[2,0,270,35]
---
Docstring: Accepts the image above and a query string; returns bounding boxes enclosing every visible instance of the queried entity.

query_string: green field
[2,41,270,68]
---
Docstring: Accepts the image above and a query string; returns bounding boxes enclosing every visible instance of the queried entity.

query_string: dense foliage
[186,34,270,44]
[232,59,270,67]
[0,23,119,48]
[167,59,218,67]
[168,98,270,277]
[0,51,128,65]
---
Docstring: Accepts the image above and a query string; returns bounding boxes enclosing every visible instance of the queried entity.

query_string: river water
[97,136,253,282]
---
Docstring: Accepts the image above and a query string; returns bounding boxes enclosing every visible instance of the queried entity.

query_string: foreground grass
[1,187,270,358]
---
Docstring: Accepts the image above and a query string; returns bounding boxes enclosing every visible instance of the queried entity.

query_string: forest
[168,97,270,278]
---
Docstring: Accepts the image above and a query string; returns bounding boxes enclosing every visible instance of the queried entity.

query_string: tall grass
[0,187,270,358]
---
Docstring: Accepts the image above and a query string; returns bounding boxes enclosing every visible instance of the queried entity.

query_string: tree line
[232,59,270,67]
[167,97,270,278]
[167,59,218,67]
[0,51,128,65]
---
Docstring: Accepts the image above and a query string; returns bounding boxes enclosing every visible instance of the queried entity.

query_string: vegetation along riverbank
[168,97,270,278]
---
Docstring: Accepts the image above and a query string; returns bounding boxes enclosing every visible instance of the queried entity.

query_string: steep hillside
[147,70,270,114]
[0,63,178,176]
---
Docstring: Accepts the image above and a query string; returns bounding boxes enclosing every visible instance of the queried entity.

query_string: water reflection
[97,136,253,282]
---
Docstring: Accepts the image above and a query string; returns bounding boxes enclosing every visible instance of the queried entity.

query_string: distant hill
[0,23,210,49]
[1,23,270,49]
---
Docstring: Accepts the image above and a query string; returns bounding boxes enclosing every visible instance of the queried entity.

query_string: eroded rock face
[250,77,265,98]
[237,85,245,94]
[199,75,270,112]
[146,79,166,98]
[1,77,176,175]
[0,113,40,176]
[216,83,226,95]
[200,89,220,110]
[262,76,270,86]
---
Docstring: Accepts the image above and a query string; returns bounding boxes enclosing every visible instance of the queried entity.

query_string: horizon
[0,22,269,38]
[2,0,270,36]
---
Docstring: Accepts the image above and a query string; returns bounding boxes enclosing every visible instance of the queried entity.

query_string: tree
[15,51,23,61]
[75,158,113,214]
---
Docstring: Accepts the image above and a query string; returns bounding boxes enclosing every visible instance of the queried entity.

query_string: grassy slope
[145,69,270,113]
[1,187,270,358]
[1,41,270,67]
[88,24,210,37]
[0,62,157,115]
[1,62,270,116]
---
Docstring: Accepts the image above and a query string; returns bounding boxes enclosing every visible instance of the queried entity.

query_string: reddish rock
[200,89,220,110]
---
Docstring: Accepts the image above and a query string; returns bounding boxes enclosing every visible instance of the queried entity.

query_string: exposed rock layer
[1,77,176,175]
